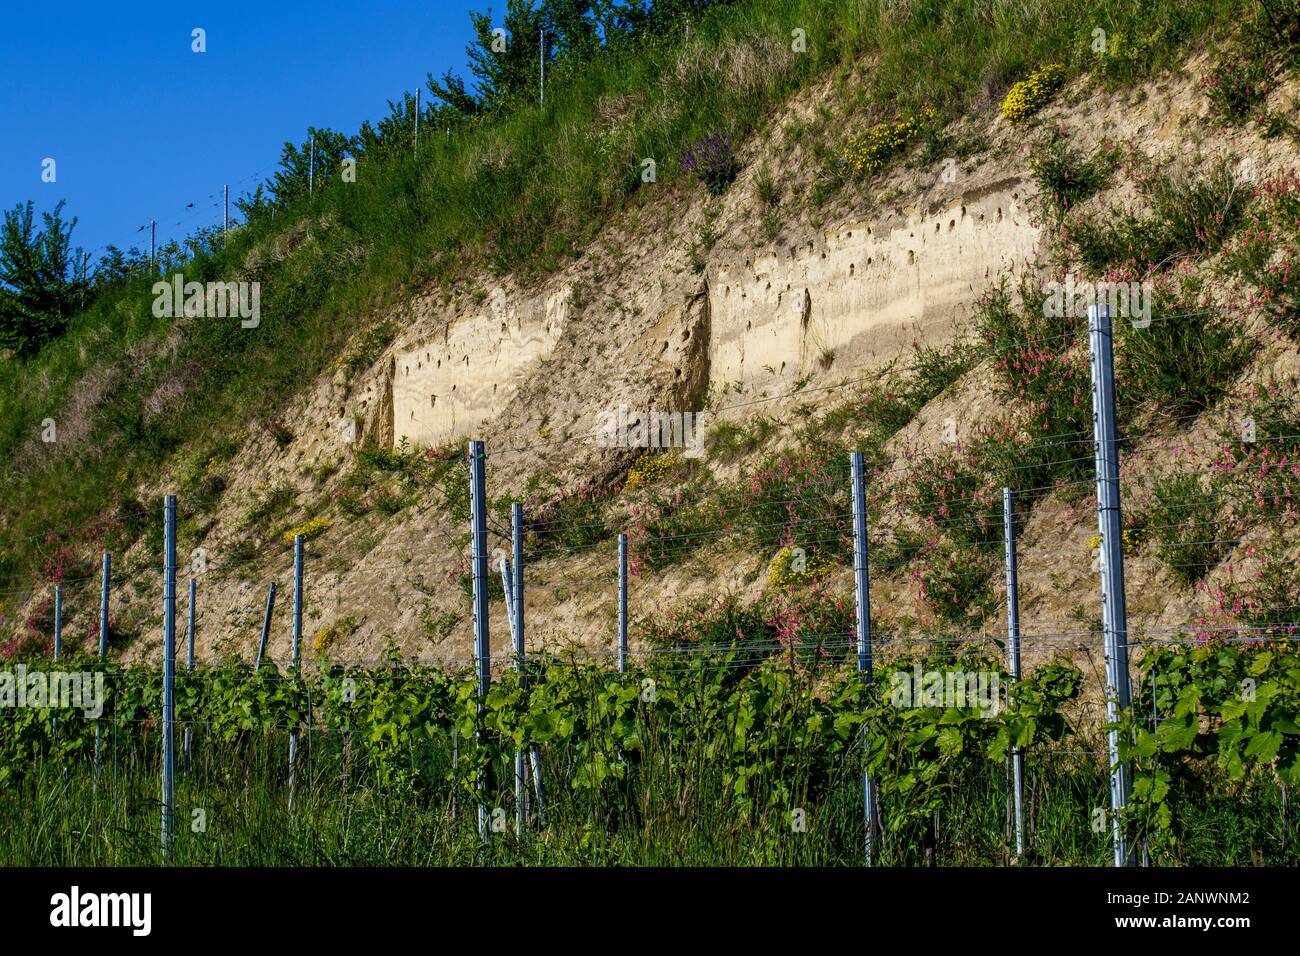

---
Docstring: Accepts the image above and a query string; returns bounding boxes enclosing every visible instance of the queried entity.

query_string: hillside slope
[4,1,1298,708]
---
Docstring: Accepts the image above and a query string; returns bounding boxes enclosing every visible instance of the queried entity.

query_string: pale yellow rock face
[708,184,1037,395]
[392,287,571,448]
[387,182,1037,454]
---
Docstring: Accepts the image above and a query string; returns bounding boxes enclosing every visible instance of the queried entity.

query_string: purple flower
[679,132,740,195]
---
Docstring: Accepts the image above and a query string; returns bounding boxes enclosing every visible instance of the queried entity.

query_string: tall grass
[3,716,1290,866]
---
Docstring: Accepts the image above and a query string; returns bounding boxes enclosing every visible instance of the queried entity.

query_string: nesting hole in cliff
[949,219,955,231]
[908,250,915,265]
[849,264,855,277]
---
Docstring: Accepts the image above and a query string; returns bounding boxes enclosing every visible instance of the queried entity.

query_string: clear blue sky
[0,0,476,262]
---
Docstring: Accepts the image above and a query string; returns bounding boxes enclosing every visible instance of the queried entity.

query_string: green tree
[92,244,150,288]
[429,0,546,114]
[269,127,357,205]
[0,200,85,358]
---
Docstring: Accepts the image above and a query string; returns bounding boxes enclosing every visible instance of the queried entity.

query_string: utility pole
[309,134,316,194]
[539,30,545,107]
[223,184,229,237]
[1088,303,1135,867]
[414,88,421,155]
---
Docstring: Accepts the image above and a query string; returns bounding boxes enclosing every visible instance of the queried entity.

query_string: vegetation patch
[999,64,1066,124]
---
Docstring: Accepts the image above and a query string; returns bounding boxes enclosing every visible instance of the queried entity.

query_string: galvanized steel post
[1088,303,1135,867]
[617,533,628,674]
[161,495,177,860]
[468,440,491,841]
[255,582,277,672]
[513,503,546,827]
[851,451,876,866]
[1003,487,1026,859]
[99,552,111,657]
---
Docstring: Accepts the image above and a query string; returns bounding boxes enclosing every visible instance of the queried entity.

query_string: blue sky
[0,1,476,262]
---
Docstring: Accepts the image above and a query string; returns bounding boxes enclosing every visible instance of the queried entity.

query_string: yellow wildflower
[1000,64,1067,124]
[282,516,331,545]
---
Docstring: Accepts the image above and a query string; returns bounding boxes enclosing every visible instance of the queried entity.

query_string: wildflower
[282,516,331,545]
[1000,64,1067,124]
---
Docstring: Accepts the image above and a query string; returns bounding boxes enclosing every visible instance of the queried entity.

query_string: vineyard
[2,634,1298,865]
[5,0,1300,873]
[7,291,1300,865]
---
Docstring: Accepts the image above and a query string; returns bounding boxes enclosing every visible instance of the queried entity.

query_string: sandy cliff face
[392,287,572,447]
[386,178,1038,457]
[708,182,1036,395]
[95,57,1299,676]
[100,54,1049,666]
